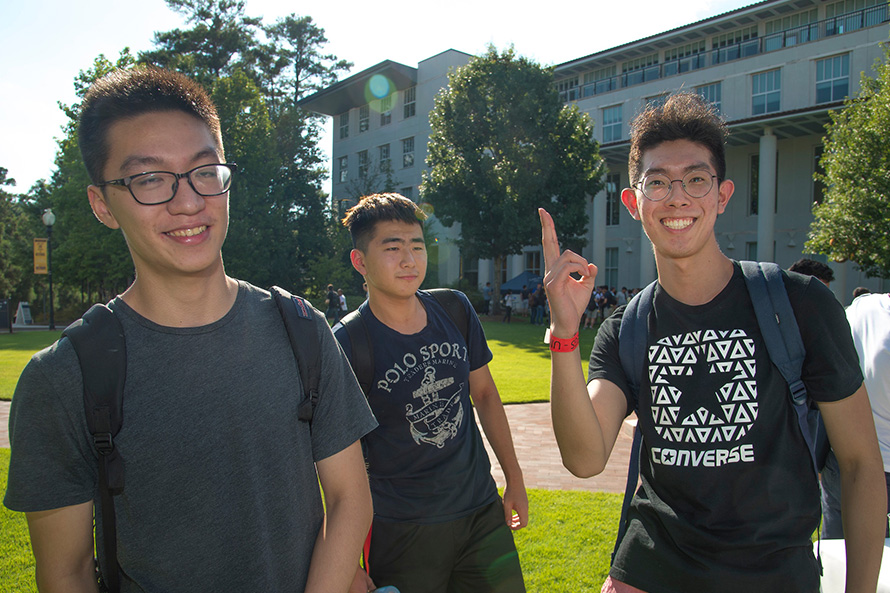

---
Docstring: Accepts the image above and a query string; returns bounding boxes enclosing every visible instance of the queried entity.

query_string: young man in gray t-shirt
[4,67,377,592]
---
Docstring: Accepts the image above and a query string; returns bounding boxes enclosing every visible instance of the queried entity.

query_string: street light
[42,208,55,330]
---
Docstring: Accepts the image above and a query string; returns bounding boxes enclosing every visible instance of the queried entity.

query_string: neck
[367,290,427,334]
[655,249,734,306]
[121,267,239,327]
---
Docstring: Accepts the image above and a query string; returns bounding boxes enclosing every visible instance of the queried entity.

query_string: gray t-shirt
[4,281,377,592]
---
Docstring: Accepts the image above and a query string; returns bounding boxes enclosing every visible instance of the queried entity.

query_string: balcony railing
[559,4,889,102]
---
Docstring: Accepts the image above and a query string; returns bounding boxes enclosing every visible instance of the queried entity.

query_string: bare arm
[306,441,374,593]
[470,364,528,530]
[540,208,627,477]
[26,501,98,593]
[818,383,885,593]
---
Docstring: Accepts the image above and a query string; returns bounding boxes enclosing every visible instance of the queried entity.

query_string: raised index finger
[539,208,560,273]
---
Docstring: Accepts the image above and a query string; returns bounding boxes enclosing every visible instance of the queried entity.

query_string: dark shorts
[368,499,525,593]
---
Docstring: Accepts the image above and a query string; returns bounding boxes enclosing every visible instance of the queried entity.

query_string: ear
[621,188,641,221]
[87,185,121,229]
[350,248,368,276]
[716,179,734,215]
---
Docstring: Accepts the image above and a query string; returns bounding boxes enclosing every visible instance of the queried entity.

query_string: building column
[756,128,777,262]
[592,190,606,275]
[478,259,492,288]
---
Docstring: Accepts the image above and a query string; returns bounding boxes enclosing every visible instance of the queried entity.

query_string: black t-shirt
[588,262,862,593]
[326,290,337,309]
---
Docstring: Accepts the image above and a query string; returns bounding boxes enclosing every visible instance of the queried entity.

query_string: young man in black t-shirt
[540,93,884,593]
[336,193,527,593]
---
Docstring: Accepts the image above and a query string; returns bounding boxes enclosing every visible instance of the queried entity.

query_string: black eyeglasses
[633,169,718,202]
[96,163,238,205]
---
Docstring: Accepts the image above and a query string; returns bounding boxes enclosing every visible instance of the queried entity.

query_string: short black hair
[628,92,728,185]
[341,193,427,251]
[79,67,223,184]
[789,258,835,283]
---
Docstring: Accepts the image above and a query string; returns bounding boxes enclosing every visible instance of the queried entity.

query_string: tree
[807,44,890,278]
[423,46,604,309]
[0,168,38,303]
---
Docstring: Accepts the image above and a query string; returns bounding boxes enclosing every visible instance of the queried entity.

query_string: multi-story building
[301,0,890,302]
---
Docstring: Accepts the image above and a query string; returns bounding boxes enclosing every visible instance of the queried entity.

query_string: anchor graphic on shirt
[406,366,464,448]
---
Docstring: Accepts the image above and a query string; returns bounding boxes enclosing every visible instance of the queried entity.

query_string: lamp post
[42,208,55,330]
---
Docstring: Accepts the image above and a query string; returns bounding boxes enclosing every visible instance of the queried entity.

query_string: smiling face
[350,219,427,301]
[87,110,229,284]
[621,139,734,265]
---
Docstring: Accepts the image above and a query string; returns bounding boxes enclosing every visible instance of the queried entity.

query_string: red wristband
[549,332,579,353]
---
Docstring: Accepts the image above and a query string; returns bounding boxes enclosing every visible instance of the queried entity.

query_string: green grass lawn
[0,331,62,401]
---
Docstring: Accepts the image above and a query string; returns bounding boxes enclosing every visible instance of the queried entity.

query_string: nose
[166,177,205,215]
[664,180,691,206]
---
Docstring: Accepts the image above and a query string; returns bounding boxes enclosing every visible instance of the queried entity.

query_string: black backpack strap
[612,280,657,563]
[428,288,470,344]
[270,286,323,423]
[340,309,374,396]
[63,304,126,593]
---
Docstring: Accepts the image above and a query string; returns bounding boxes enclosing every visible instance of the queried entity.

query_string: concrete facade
[301,0,890,302]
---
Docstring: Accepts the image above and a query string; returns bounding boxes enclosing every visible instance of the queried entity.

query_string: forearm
[550,349,612,477]
[840,458,886,593]
[305,495,373,593]
[35,566,98,593]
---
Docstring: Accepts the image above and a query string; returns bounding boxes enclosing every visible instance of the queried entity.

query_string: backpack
[61,286,323,593]
[611,261,828,562]
[338,289,469,396]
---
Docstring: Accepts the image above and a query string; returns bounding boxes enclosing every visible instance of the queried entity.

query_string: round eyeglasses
[633,169,718,202]
[96,163,238,205]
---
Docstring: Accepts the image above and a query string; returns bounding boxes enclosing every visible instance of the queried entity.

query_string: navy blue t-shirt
[334,290,498,523]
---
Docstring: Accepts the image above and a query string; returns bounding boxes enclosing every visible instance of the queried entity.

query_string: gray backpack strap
[340,309,374,397]
[270,286,323,423]
[612,280,657,562]
[63,304,126,593]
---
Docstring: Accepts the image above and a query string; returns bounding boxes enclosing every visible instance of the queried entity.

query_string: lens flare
[368,74,392,100]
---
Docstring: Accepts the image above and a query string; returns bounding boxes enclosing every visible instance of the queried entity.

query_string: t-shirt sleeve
[4,341,98,512]
[460,291,493,371]
[587,305,634,417]
[309,314,378,462]
[786,274,863,403]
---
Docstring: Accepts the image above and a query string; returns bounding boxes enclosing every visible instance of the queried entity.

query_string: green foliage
[0,170,39,303]
[0,332,62,401]
[807,44,890,278]
[424,46,604,311]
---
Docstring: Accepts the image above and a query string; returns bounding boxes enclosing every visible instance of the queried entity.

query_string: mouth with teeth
[662,217,694,230]
[166,225,207,238]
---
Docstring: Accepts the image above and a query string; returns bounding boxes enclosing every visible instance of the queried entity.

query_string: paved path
[0,399,634,493]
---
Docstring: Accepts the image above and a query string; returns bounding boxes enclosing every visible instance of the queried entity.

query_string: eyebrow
[118,147,221,175]
[380,236,425,245]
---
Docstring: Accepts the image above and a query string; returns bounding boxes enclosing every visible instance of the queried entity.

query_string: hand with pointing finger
[539,208,598,339]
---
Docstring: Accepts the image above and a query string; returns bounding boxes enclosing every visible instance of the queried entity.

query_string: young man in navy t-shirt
[335,193,527,593]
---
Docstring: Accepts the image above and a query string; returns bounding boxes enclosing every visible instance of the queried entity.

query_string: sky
[0,0,755,195]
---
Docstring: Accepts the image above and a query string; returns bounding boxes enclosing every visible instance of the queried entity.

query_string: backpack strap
[339,289,471,397]
[612,280,656,562]
[270,286,323,423]
[340,309,374,396]
[63,304,126,593]
[739,262,820,474]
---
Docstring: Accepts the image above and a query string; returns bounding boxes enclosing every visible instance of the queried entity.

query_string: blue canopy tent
[500,270,542,293]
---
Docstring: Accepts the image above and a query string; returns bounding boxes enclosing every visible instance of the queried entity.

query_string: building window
[463,256,479,288]
[605,173,621,226]
[622,54,658,73]
[403,87,416,119]
[337,156,348,183]
[380,96,392,126]
[338,112,349,139]
[402,137,415,168]
[359,105,369,133]
[816,54,850,104]
[583,66,616,85]
[646,95,667,109]
[814,146,826,204]
[557,77,579,101]
[752,69,781,115]
[401,186,414,200]
[604,248,618,289]
[712,26,758,49]
[379,144,391,172]
[358,150,369,178]
[745,242,758,261]
[525,250,542,275]
[602,105,622,143]
[696,82,722,113]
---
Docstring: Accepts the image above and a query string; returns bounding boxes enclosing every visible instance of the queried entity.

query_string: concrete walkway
[0,399,634,493]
